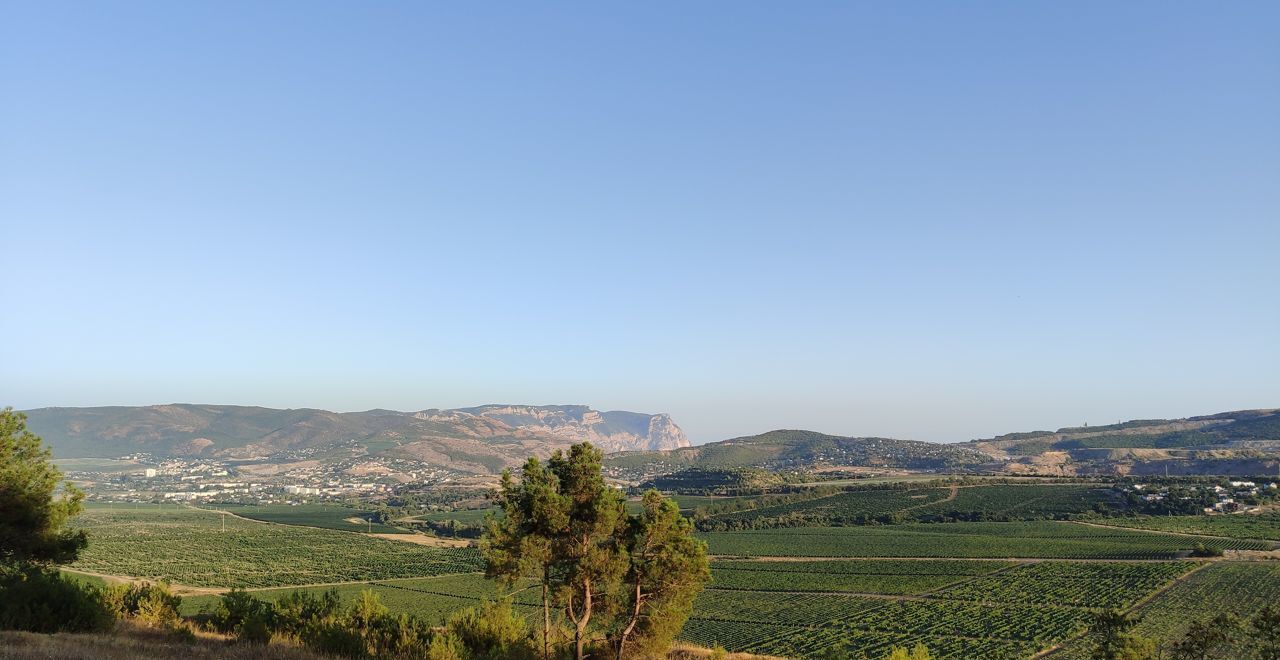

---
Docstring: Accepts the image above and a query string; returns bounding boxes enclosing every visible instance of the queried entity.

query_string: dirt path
[366,532,470,547]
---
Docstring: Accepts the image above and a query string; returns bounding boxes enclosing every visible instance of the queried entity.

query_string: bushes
[102,582,182,629]
[0,567,114,633]
[446,598,537,660]
[203,587,540,660]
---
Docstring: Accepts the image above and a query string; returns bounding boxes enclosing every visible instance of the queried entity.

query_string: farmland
[700,521,1268,559]
[1089,512,1280,542]
[710,559,1012,594]
[699,484,1121,529]
[1050,561,1280,658]
[63,492,1280,659]
[214,503,410,534]
[68,507,481,587]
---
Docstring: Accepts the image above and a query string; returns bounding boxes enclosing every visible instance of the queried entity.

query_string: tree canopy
[0,408,86,566]
[482,442,710,660]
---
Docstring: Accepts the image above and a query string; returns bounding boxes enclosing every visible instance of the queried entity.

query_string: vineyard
[710,559,1012,594]
[1089,513,1280,542]
[180,573,513,623]
[700,484,1122,529]
[933,561,1195,608]
[69,508,482,587]
[909,485,1118,521]
[701,521,1269,559]
[1050,562,1280,658]
[69,504,1280,659]
[215,503,409,534]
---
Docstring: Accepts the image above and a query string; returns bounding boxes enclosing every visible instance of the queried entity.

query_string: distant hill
[606,410,1280,480]
[20,404,689,474]
[967,409,1280,476]
[606,429,995,480]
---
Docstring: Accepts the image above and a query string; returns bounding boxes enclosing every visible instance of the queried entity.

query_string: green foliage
[103,581,182,628]
[1169,613,1239,659]
[615,489,711,658]
[886,644,932,660]
[1089,610,1156,660]
[446,597,537,660]
[212,588,275,637]
[485,443,709,659]
[0,566,114,633]
[701,522,1264,559]
[218,504,409,534]
[0,408,87,566]
[699,484,1122,530]
[69,507,483,587]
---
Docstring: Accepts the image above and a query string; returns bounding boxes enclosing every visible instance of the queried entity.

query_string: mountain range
[20,404,1280,477]
[21,404,689,474]
[606,409,1280,479]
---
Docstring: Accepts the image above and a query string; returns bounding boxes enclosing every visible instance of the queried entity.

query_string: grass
[0,622,326,660]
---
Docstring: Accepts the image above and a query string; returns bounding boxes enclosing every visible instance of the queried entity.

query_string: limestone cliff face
[435,405,690,452]
[24,403,689,466]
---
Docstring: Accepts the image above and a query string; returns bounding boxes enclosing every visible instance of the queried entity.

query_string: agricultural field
[705,487,954,526]
[412,508,496,524]
[909,485,1119,521]
[701,521,1269,559]
[701,484,1121,528]
[68,507,482,587]
[67,501,1280,659]
[710,559,1012,594]
[1090,513,1280,542]
[215,503,409,534]
[180,573,512,623]
[932,561,1195,608]
[1050,562,1280,658]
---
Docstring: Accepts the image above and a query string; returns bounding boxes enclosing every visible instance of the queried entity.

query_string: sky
[2,2,1277,444]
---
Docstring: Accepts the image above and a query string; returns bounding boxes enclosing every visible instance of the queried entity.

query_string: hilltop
[20,404,688,475]
[605,429,995,483]
[606,409,1280,482]
[966,408,1280,476]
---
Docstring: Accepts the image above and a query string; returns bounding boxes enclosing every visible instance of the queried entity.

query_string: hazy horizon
[14,399,1278,447]
[4,3,1277,445]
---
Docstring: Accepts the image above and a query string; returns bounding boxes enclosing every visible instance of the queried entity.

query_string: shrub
[212,588,274,635]
[274,588,341,635]
[445,597,536,660]
[303,621,367,659]
[0,567,113,633]
[104,582,182,628]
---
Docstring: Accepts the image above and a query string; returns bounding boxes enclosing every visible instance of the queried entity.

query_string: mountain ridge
[19,403,689,473]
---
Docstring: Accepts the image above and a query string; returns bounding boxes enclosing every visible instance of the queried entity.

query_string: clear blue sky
[2,2,1277,444]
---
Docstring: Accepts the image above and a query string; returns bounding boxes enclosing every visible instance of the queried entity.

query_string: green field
[67,495,1280,659]
[180,573,510,623]
[710,559,1011,594]
[1090,513,1280,542]
[216,503,409,534]
[704,484,1120,528]
[413,508,496,524]
[1051,562,1280,658]
[69,507,481,587]
[700,521,1270,559]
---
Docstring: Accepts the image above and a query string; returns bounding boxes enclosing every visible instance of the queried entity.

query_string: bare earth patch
[365,532,471,548]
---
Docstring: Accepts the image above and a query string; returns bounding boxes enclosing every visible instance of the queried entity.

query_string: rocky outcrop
[22,403,690,468]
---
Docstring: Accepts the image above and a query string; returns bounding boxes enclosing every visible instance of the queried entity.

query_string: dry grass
[668,643,783,659]
[0,622,327,660]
